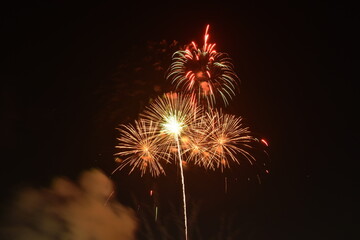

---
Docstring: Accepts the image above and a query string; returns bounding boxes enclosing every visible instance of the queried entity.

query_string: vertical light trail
[175,135,188,240]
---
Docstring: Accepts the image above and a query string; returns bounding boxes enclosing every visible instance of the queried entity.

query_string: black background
[1,1,357,239]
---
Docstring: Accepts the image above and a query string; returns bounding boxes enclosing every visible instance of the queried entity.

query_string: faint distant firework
[166,25,239,108]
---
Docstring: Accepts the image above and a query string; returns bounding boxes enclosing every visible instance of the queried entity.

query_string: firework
[180,120,215,170]
[140,92,204,143]
[187,109,256,171]
[166,25,239,107]
[113,25,265,240]
[139,92,204,240]
[114,119,171,177]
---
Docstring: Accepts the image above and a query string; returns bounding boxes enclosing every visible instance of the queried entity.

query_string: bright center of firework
[142,145,149,152]
[218,137,226,145]
[162,115,184,136]
[196,71,205,78]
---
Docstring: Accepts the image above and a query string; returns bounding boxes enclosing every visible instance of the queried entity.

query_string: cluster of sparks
[113,119,169,177]
[113,25,268,240]
[115,92,258,177]
[166,24,239,108]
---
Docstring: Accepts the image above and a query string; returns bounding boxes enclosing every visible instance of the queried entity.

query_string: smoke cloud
[0,169,138,240]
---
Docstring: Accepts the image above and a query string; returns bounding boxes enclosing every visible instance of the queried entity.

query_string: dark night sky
[1,1,357,239]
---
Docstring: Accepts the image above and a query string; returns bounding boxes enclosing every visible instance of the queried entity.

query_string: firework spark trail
[166,24,239,108]
[175,135,188,240]
[139,92,203,240]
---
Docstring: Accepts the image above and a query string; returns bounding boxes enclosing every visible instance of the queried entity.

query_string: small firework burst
[180,120,215,170]
[188,109,256,171]
[166,25,239,108]
[114,119,171,177]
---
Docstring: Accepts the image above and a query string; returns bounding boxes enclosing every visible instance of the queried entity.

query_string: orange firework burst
[187,109,256,171]
[114,119,171,177]
[206,109,256,170]
[166,25,239,108]
[180,120,214,169]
